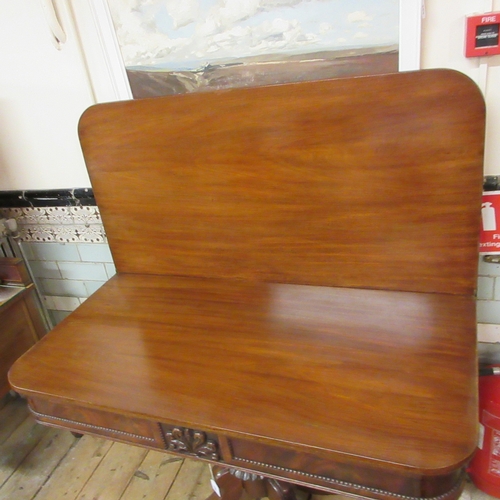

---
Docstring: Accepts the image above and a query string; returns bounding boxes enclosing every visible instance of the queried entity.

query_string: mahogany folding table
[10,69,484,500]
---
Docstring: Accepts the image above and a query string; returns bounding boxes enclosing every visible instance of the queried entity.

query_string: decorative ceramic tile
[19,207,76,225]
[68,225,106,243]
[1,206,107,243]
[70,206,102,225]
[53,225,85,242]
[0,208,23,219]
[40,207,75,225]
[20,207,43,224]
[18,225,106,243]
[19,225,56,242]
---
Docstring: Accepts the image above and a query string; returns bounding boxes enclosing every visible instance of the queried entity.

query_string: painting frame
[83,0,423,102]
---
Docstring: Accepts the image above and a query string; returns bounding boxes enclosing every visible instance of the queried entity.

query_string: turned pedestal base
[206,466,323,500]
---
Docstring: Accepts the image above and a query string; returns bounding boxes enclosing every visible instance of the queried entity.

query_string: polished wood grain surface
[79,69,484,295]
[9,69,484,499]
[10,273,477,473]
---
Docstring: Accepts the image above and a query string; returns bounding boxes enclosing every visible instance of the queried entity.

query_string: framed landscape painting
[100,0,421,99]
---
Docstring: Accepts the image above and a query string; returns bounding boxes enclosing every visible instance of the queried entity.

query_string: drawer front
[227,438,463,499]
[26,399,464,500]
[29,398,164,448]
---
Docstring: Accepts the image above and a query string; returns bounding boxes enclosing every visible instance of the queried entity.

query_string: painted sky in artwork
[107,0,399,70]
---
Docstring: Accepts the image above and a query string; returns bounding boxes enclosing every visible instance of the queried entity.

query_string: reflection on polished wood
[13,275,478,471]
[9,69,485,500]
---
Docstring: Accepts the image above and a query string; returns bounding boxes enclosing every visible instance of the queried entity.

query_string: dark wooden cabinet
[0,283,45,398]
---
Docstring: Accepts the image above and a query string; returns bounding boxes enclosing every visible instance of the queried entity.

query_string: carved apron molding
[162,426,220,461]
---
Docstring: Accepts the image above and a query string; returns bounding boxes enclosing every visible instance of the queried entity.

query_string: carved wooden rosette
[164,426,219,461]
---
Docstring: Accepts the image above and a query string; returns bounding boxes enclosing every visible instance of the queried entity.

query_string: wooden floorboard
[33,435,113,500]
[164,459,213,500]
[0,413,48,488]
[74,441,148,500]
[0,396,487,500]
[0,396,31,446]
[0,425,75,500]
[120,453,183,500]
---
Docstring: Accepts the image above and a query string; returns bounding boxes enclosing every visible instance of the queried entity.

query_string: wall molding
[0,188,96,208]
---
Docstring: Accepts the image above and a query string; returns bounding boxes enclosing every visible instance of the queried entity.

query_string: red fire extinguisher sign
[480,192,500,254]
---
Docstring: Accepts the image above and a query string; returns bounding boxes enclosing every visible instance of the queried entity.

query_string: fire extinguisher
[468,366,500,497]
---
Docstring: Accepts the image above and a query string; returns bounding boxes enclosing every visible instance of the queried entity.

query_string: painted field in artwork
[107,0,399,97]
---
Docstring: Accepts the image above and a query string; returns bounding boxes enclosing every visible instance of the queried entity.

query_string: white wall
[1,0,498,186]
[421,0,500,175]
[0,0,94,190]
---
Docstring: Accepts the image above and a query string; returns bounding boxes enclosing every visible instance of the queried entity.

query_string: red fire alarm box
[466,13,500,57]
[480,192,500,254]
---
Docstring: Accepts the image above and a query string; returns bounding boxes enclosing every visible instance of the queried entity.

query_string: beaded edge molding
[29,408,155,442]
[0,207,106,243]
[233,456,463,500]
